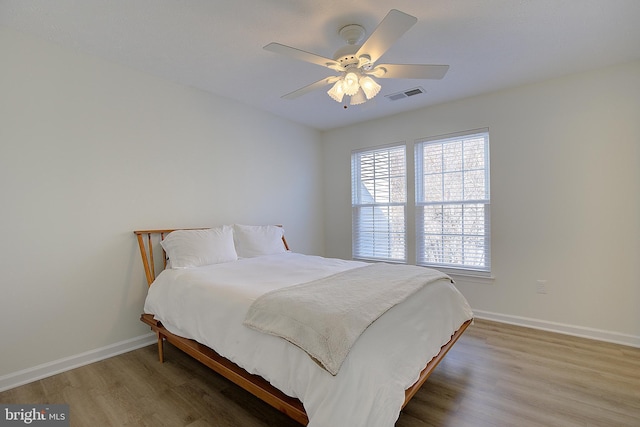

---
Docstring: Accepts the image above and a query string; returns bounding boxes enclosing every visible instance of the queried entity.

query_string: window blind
[351,144,406,262]
[415,130,490,272]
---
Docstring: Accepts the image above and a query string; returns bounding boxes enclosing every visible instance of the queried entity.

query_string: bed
[135,225,473,427]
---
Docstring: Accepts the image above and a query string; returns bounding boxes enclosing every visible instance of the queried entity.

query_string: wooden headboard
[134,227,290,287]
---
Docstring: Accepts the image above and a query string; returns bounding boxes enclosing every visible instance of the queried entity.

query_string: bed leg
[157,333,165,363]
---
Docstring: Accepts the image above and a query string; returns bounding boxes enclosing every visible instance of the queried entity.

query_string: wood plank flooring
[1,319,638,426]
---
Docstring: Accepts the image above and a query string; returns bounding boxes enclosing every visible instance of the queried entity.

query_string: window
[415,130,490,272]
[351,144,406,262]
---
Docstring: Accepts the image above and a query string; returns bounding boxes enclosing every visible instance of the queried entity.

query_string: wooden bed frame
[135,228,471,426]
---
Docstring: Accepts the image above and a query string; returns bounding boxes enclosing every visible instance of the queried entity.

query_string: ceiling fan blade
[281,76,340,100]
[264,43,343,71]
[356,9,417,65]
[373,64,449,79]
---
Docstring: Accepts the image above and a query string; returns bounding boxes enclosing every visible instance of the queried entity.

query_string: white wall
[0,27,324,380]
[322,60,640,345]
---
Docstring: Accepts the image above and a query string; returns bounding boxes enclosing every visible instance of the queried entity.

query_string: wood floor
[1,319,639,426]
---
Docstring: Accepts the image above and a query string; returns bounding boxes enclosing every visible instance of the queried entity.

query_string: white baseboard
[473,310,640,348]
[0,333,156,393]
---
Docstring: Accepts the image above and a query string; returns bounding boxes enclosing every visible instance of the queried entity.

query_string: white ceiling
[2,0,640,130]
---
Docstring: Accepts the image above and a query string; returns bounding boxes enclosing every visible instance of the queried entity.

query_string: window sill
[446,270,495,285]
[351,258,495,284]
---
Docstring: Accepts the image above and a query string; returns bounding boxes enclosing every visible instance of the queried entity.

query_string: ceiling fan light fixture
[265,10,449,105]
[342,71,360,96]
[327,80,345,102]
[359,75,381,99]
[350,87,367,105]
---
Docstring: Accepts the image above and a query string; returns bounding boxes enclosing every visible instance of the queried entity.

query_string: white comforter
[143,253,473,427]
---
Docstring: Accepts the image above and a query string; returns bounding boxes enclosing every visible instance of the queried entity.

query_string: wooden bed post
[135,231,155,286]
[157,333,165,363]
[134,230,172,286]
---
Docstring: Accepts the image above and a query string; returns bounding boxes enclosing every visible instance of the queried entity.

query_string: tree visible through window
[415,130,490,272]
[351,144,406,262]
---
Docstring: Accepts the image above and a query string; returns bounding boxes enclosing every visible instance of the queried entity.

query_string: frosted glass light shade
[359,76,381,99]
[350,87,367,105]
[327,80,345,102]
[342,72,360,96]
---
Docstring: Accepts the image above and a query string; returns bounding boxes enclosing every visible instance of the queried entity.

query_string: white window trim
[414,128,491,274]
[351,142,407,263]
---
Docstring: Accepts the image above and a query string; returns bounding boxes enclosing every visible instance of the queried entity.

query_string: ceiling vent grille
[385,86,426,101]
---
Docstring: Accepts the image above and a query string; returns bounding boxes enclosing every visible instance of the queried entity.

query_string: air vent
[385,86,426,101]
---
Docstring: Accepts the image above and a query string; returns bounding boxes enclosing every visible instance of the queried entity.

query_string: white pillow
[160,226,237,269]
[233,224,287,258]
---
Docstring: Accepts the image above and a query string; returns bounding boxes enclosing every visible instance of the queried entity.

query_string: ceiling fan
[264,9,449,106]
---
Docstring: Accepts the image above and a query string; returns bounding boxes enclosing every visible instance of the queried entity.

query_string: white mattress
[143,252,473,427]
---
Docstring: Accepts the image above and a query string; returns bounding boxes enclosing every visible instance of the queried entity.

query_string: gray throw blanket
[243,263,450,375]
